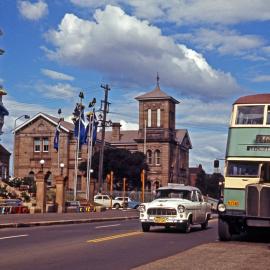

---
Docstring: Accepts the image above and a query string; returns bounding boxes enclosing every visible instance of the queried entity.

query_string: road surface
[0,219,218,270]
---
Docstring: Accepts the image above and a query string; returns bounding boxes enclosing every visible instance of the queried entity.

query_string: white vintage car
[139,184,212,233]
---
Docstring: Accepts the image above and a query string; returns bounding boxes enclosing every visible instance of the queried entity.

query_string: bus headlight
[217,203,226,213]
[178,205,185,213]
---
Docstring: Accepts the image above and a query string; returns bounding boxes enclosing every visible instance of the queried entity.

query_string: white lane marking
[95,224,121,229]
[0,234,28,240]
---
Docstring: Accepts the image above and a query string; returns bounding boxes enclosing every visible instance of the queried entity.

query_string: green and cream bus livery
[218,94,270,241]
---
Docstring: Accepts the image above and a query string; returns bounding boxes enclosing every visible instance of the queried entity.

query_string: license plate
[154,217,167,223]
[227,200,240,207]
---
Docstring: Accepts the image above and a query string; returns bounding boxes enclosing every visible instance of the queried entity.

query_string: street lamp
[40,159,45,172]
[13,114,30,177]
[60,162,64,176]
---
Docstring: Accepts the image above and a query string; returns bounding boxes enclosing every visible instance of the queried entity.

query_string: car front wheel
[113,203,120,209]
[142,223,150,232]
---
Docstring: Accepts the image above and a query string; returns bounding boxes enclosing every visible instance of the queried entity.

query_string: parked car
[94,195,123,209]
[138,183,211,233]
[65,200,81,212]
[114,197,140,209]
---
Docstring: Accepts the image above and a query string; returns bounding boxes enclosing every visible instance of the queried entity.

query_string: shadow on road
[232,228,270,244]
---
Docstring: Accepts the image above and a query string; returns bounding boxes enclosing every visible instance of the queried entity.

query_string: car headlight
[138,204,146,212]
[217,203,226,213]
[177,205,185,213]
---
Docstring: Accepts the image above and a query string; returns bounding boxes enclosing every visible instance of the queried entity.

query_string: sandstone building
[14,82,191,192]
[99,83,192,190]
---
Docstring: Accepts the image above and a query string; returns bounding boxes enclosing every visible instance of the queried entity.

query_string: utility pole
[97,84,110,192]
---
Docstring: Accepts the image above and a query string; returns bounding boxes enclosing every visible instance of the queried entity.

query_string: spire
[156,72,160,88]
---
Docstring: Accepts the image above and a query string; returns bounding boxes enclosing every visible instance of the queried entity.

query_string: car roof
[157,184,200,192]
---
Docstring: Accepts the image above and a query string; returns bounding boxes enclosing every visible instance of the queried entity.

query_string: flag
[54,122,61,151]
[74,108,86,147]
[85,112,98,145]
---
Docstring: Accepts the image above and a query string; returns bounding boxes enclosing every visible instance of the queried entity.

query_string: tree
[78,148,148,190]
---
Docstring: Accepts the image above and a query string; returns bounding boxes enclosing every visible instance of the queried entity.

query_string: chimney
[112,122,121,141]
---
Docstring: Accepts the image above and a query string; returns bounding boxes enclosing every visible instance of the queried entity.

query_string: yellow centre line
[87,231,143,243]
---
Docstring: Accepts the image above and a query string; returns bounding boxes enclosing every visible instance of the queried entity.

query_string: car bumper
[140,216,188,226]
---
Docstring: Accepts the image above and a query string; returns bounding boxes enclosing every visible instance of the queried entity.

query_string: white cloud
[70,0,270,25]
[41,68,74,81]
[38,83,78,99]
[44,5,240,99]
[190,28,265,56]
[18,0,48,21]
[252,75,270,82]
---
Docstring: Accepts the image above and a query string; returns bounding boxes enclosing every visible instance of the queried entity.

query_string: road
[0,219,218,270]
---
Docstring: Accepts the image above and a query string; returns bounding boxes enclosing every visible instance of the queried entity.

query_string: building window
[146,150,152,165]
[155,150,161,165]
[43,138,49,152]
[157,109,161,127]
[77,176,82,191]
[34,138,41,152]
[147,109,151,127]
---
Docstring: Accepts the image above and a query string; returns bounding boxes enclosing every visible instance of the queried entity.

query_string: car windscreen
[156,189,191,200]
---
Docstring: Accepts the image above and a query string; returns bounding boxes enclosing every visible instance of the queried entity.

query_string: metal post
[73,94,84,201]
[141,170,145,203]
[123,177,126,209]
[110,171,113,208]
[144,119,146,155]
[86,110,95,201]
[97,84,110,192]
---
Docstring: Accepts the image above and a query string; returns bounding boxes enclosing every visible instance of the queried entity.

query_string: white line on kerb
[95,224,121,229]
[0,234,29,240]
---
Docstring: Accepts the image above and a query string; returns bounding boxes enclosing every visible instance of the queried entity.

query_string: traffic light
[214,160,219,168]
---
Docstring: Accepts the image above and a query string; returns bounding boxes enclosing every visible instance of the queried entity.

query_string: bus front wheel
[218,219,232,241]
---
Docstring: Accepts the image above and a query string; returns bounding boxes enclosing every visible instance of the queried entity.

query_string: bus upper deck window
[267,106,270,124]
[236,105,264,125]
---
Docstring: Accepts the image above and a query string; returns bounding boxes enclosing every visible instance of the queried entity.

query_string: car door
[190,191,201,224]
[196,191,206,222]
[94,195,103,205]
[102,195,111,207]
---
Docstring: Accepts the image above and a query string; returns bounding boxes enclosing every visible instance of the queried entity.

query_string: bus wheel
[218,219,232,241]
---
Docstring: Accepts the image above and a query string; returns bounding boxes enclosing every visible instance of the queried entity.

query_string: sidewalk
[132,242,270,270]
[0,209,139,229]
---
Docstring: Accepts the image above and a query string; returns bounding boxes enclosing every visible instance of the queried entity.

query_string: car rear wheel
[142,223,150,232]
[201,216,209,230]
[218,218,232,241]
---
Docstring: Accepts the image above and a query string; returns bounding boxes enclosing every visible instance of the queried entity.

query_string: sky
[1,0,270,174]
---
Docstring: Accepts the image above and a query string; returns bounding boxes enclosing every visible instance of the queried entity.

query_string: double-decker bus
[218,94,270,241]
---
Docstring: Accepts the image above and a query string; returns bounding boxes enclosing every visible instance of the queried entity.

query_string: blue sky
[1,0,270,173]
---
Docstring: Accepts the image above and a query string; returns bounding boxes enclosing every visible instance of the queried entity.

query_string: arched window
[147,109,151,127]
[146,150,152,164]
[155,150,161,165]
[157,109,161,127]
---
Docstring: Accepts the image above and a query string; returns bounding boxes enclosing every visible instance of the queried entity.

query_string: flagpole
[74,93,84,201]
[57,109,62,171]
[86,109,95,201]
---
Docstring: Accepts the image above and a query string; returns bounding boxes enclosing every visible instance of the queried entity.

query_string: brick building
[14,82,191,193]
[0,144,11,180]
[99,83,192,190]
[13,113,104,192]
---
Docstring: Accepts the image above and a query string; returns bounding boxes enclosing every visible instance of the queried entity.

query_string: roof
[14,112,74,133]
[135,85,179,104]
[157,183,200,192]
[97,130,139,144]
[234,94,270,105]
[0,144,11,156]
[99,128,191,148]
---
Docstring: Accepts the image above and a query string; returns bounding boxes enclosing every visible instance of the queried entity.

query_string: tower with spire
[135,74,191,188]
